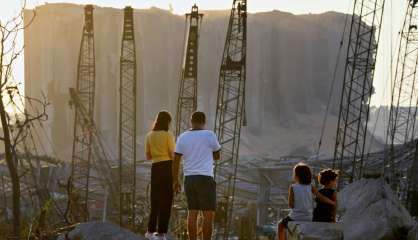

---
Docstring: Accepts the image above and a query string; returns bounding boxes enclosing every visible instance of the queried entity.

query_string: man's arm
[173,153,182,183]
[210,132,222,160]
[213,150,221,161]
[172,153,182,193]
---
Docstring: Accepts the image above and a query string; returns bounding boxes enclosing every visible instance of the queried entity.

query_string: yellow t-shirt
[145,130,175,163]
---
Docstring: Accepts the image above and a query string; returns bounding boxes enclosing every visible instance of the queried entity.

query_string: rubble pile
[58,222,145,240]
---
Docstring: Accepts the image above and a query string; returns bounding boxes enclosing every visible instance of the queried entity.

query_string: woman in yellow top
[145,111,176,240]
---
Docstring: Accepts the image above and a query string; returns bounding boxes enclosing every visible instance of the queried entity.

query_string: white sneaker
[144,232,156,240]
[156,234,167,240]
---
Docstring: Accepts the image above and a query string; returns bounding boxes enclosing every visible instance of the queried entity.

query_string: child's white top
[289,183,313,221]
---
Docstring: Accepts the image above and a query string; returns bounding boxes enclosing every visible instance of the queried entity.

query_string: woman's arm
[167,132,176,160]
[312,186,336,207]
[288,185,294,209]
[145,141,152,160]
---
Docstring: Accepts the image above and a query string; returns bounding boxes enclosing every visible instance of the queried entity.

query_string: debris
[58,222,145,240]
[408,224,418,240]
[287,221,343,240]
[338,178,415,240]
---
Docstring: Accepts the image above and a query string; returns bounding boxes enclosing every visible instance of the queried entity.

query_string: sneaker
[144,232,156,240]
[156,234,167,240]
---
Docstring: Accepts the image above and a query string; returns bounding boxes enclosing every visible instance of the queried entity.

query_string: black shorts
[279,216,293,228]
[184,175,216,211]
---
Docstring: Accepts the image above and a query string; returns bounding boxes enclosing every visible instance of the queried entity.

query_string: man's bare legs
[202,211,214,240]
[188,210,214,240]
[278,222,286,240]
[188,210,198,240]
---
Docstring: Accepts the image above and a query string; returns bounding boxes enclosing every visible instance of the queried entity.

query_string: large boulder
[58,222,145,240]
[338,178,415,240]
[408,224,418,240]
[287,221,343,240]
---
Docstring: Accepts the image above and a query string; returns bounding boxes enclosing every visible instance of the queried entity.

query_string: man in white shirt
[173,111,221,240]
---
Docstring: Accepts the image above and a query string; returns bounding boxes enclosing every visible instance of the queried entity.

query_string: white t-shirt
[175,129,221,177]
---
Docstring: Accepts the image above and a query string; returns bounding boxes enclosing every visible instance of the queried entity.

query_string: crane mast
[385,0,418,215]
[333,0,385,183]
[67,4,96,222]
[386,0,418,191]
[214,0,247,238]
[68,88,118,222]
[175,4,203,137]
[172,5,203,238]
[118,6,138,228]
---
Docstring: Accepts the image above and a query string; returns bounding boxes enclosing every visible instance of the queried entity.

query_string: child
[277,163,336,240]
[313,169,338,223]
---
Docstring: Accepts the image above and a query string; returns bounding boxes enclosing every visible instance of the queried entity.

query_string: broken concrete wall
[24,4,382,162]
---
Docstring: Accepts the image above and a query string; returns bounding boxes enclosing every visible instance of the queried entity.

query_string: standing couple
[144,111,221,240]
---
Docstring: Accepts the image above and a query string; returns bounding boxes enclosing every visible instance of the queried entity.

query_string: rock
[58,222,145,240]
[287,221,343,240]
[408,224,418,240]
[338,178,415,240]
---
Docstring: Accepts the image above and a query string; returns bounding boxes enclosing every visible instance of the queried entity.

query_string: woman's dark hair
[293,163,312,185]
[152,111,172,131]
[318,169,339,186]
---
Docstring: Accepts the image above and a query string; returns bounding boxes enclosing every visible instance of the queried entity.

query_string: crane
[333,0,386,183]
[386,0,418,215]
[67,88,118,223]
[118,6,138,228]
[66,4,96,222]
[172,5,203,238]
[214,0,247,238]
[386,0,418,191]
[175,4,203,137]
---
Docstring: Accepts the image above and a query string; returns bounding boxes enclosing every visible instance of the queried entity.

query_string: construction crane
[172,5,203,238]
[118,6,138,228]
[67,88,118,222]
[214,0,247,238]
[386,0,418,191]
[385,0,418,215]
[333,0,386,183]
[66,4,96,223]
[408,139,418,216]
[175,4,203,137]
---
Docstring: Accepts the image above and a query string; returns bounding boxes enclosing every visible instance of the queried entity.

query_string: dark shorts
[184,175,216,211]
[279,216,293,228]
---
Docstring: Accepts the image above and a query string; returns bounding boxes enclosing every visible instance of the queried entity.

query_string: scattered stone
[408,224,418,240]
[287,221,343,240]
[362,169,382,179]
[338,178,415,240]
[58,222,145,240]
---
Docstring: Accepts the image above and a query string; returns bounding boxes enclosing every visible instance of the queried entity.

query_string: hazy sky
[1,0,405,106]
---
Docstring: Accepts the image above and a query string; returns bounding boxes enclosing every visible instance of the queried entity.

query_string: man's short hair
[191,111,206,124]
